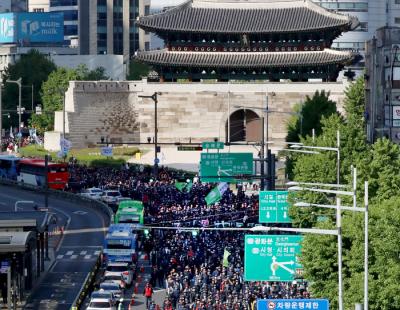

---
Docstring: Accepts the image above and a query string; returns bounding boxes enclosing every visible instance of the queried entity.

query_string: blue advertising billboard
[17,12,64,43]
[0,13,15,43]
[0,12,64,44]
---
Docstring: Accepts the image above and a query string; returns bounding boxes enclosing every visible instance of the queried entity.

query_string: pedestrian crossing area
[56,248,102,260]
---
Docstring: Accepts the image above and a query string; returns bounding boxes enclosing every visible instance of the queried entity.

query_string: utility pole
[138,92,160,178]
[260,115,265,190]
[44,154,49,212]
[6,78,22,148]
[0,83,2,150]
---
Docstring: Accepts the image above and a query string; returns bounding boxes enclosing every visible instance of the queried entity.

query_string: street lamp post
[390,45,399,139]
[290,175,369,310]
[138,92,160,178]
[6,78,22,147]
[0,82,2,149]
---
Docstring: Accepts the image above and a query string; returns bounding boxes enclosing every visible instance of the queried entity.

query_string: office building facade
[0,0,28,12]
[28,0,49,12]
[365,27,400,143]
[49,0,79,47]
[79,0,150,56]
[313,0,400,69]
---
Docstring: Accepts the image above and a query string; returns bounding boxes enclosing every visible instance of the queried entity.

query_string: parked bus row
[0,155,69,190]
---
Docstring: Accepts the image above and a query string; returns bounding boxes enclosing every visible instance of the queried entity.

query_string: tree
[289,78,400,309]
[127,59,151,80]
[29,65,109,133]
[1,49,57,129]
[286,90,337,143]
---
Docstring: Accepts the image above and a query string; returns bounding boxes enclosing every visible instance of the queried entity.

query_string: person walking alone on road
[143,282,154,309]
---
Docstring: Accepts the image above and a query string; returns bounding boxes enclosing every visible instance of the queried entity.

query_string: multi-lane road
[0,185,110,310]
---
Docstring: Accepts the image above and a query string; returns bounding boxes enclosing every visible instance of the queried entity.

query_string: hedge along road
[0,184,110,310]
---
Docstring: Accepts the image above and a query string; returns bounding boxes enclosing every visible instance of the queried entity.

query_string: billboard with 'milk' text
[0,12,64,44]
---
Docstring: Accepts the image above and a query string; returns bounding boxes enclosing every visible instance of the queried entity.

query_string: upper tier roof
[135,49,354,68]
[137,0,359,34]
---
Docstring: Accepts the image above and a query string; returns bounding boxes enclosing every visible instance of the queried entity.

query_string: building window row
[64,25,77,35]
[318,1,368,12]
[50,0,77,6]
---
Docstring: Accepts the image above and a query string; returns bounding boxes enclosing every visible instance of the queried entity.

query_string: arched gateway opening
[226,109,262,143]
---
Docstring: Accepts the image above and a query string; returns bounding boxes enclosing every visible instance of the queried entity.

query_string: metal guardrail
[0,178,114,223]
[71,253,102,310]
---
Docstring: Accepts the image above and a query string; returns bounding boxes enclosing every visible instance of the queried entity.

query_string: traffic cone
[134,282,139,294]
[137,275,142,283]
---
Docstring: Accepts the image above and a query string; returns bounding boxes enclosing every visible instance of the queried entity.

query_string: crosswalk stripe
[71,255,78,259]
[80,251,87,255]
[84,255,92,259]
[56,255,64,259]
[66,251,74,255]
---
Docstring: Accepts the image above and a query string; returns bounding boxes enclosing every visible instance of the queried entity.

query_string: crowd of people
[68,164,259,227]
[67,164,310,309]
[145,230,309,309]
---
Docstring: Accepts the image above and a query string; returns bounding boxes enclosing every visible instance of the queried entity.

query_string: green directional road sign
[245,235,303,281]
[202,141,224,150]
[200,152,253,183]
[259,191,291,223]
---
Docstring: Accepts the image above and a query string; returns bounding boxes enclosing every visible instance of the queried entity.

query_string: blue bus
[0,155,20,180]
[103,224,138,263]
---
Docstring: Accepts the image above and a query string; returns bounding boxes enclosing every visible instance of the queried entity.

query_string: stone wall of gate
[51,79,348,149]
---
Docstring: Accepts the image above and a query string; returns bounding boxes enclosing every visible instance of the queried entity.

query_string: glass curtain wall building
[313,0,400,69]
[49,0,78,46]
[79,0,150,56]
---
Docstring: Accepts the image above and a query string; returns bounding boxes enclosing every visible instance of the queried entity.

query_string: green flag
[175,182,187,192]
[222,248,231,267]
[186,181,193,192]
[205,182,228,206]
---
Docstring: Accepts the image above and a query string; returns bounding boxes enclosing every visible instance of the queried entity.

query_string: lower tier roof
[136,49,354,68]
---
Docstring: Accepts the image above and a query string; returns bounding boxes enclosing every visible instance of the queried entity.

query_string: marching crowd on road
[67,163,311,310]
[145,230,309,310]
[67,164,259,227]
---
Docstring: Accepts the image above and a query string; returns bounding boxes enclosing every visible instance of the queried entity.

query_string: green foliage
[127,59,151,80]
[30,64,108,133]
[286,90,337,143]
[2,49,57,129]
[18,146,137,168]
[289,77,400,309]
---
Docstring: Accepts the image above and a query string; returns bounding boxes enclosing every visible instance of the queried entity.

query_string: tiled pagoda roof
[137,0,359,34]
[136,49,354,68]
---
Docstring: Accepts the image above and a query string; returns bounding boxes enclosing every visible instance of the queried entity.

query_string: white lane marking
[73,211,88,215]
[66,251,74,255]
[70,255,78,259]
[80,251,87,255]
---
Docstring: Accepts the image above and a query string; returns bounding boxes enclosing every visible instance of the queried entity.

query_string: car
[90,290,117,305]
[86,298,116,310]
[105,262,135,287]
[81,187,103,200]
[101,190,122,204]
[101,274,126,289]
[98,282,124,299]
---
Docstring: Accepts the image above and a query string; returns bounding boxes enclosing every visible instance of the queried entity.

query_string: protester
[68,164,311,309]
[144,282,154,309]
